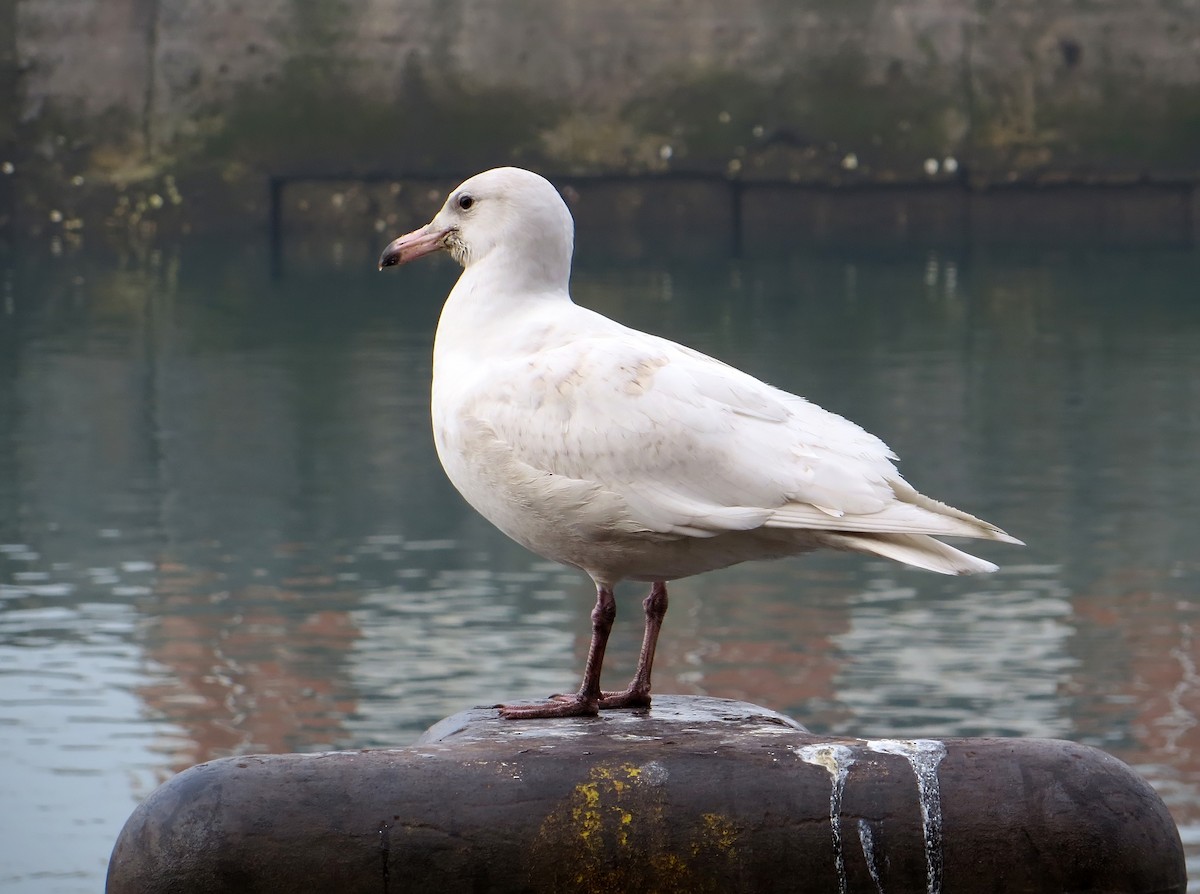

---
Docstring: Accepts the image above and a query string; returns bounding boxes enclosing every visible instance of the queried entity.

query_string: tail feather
[767,478,1023,547]
[823,531,1000,575]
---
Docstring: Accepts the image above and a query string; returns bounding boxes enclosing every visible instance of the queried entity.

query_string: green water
[1,236,1198,890]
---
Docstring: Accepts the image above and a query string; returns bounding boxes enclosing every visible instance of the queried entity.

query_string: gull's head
[378,167,574,287]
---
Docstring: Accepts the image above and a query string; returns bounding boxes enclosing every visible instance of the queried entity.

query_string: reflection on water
[1,238,1198,890]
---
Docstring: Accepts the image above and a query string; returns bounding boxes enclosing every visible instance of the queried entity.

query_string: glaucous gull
[378,167,1021,719]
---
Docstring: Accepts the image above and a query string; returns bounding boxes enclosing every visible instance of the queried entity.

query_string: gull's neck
[434,246,575,361]
[448,246,570,316]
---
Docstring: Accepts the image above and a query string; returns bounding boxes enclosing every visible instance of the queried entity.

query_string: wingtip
[991,531,1026,547]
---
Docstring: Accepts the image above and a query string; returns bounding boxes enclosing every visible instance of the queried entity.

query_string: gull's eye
[457,194,474,211]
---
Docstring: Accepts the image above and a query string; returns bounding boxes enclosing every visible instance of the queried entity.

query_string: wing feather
[459,320,1016,545]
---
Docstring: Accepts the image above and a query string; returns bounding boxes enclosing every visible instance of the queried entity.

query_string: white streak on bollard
[867,739,947,894]
[857,818,885,893]
[796,744,857,894]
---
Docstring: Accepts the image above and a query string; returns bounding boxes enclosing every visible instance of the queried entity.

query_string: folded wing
[463,324,1020,563]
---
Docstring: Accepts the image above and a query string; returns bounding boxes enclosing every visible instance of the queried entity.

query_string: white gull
[379,166,1021,719]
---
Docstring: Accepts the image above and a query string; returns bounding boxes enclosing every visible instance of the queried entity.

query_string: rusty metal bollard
[106,696,1186,893]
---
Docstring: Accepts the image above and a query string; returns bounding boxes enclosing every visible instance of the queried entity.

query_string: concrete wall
[5,0,1200,236]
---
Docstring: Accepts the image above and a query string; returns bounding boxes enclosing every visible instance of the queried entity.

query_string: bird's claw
[498,695,599,720]
[598,688,652,709]
[497,689,650,717]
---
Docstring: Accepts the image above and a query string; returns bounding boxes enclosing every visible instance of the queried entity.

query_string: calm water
[1,234,1198,890]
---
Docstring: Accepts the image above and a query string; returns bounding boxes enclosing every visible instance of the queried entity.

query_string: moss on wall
[205,56,559,175]
[6,0,1199,239]
[623,50,965,178]
[1043,83,1200,171]
[0,0,20,235]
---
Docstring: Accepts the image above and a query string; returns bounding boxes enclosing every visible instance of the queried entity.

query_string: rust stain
[694,812,740,856]
[527,761,743,894]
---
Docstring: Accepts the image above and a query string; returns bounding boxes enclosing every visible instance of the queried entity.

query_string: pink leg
[599,581,668,710]
[499,584,616,719]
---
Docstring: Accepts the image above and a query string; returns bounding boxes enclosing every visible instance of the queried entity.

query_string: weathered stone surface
[264,175,1199,267]
[5,1,1200,238]
[106,695,1185,894]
